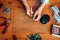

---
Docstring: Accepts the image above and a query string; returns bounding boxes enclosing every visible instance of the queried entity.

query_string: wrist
[26,6,30,10]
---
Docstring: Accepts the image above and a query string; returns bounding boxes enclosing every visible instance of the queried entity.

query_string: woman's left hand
[33,10,41,21]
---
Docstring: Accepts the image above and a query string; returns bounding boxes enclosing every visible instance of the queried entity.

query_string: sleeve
[40,0,49,5]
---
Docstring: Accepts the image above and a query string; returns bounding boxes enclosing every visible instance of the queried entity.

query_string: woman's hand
[33,2,46,21]
[26,7,33,17]
[33,10,41,21]
[22,0,33,17]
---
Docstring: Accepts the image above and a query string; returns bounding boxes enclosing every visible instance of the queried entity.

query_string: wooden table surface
[0,0,60,40]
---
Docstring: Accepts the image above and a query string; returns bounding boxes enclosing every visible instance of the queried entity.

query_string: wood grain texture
[0,0,60,40]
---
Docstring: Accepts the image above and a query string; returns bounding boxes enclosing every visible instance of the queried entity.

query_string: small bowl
[40,14,50,24]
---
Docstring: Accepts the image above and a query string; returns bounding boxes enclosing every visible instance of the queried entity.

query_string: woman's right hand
[26,7,33,17]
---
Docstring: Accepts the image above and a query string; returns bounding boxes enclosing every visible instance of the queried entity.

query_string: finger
[29,10,33,17]
[30,11,33,17]
[27,10,33,17]
[27,10,31,16]
[34,14,41,21]
[33,13,37,20]
[30,7,33,15]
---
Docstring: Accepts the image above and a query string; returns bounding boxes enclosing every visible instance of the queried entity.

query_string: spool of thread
[52,25,60,37]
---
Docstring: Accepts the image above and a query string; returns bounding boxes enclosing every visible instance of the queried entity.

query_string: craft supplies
[54,14,60,22]
[51,5,60,23]
[4,6,10,14]
[27,33,42,40]
[12,35,17,40]
[0,16,10,34]
[52,25,60,37]
[51,6,60,15]
[0,16,7,26]
[40,14,50,24]
[2,23,9,34]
